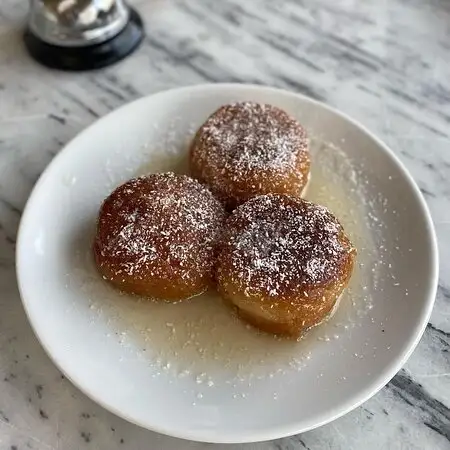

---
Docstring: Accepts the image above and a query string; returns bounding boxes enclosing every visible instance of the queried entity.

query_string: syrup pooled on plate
[72,132,381,390]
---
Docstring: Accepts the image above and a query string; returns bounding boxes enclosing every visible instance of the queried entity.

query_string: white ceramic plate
[16,84,438,443]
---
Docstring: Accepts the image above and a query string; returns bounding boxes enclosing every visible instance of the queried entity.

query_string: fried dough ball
[190,102,310,210]
[216,194,356,337]
[93,173,226,300]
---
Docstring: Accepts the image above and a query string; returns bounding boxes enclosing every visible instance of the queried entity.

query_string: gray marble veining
[0,0,449,449]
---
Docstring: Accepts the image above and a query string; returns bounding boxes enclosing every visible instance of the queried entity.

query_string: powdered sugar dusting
[220,195,354,299]
[66,117,387,401]
[201,102,307,170]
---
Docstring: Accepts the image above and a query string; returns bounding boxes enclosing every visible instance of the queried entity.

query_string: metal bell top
[25,0,144,70]
[28,0,130,47]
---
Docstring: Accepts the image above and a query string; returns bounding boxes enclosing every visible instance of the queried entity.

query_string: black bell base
[24,8,144,71]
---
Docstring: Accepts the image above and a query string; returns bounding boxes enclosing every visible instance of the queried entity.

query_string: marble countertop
[0,0,449,448]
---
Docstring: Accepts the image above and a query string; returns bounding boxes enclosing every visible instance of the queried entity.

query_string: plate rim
[15,83,439,443]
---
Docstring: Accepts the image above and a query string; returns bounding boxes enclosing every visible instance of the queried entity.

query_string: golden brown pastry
[93,172,226,300]
[216,194,356,337]
[190,102,310,211]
